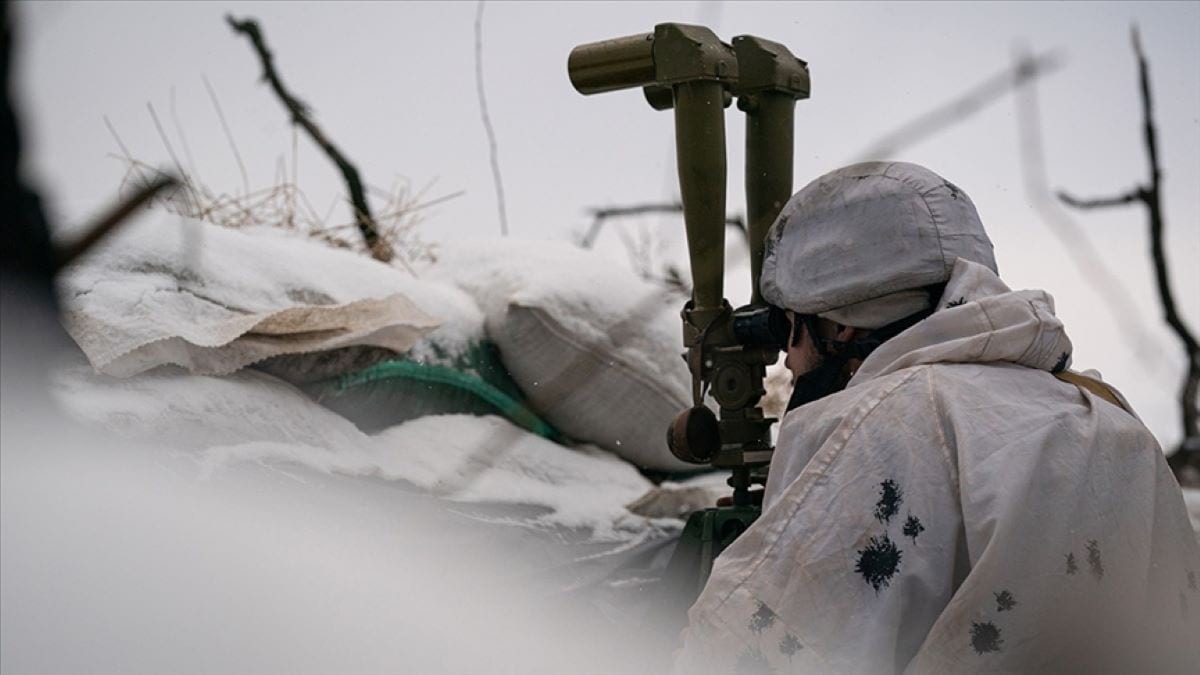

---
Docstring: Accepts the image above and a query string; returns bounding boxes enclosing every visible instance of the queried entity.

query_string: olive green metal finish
[731,35,810,99]
[674,79,728,316]
[568,22,810,635]
[567,32,656,95]
[651,23,737,86]
[650,504,760,635]
[568,22,736,322]
[567,23,811,504]
[733,35,810,306]
[743,93,795,305]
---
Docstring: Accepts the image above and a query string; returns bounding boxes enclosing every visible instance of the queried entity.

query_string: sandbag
[59,216,482,378]
[425,239,695,472]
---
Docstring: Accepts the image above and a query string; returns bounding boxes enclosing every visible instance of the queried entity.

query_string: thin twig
[408,189,466,214]
[103,115,151,188]
[147,102,195,213]
[474,0,508,236]
[169,86,200,183]
[202,74,251,198]
[225,14,394,263]
[56,175,179,270]
[289,123,298,229]
[580,201,745,249]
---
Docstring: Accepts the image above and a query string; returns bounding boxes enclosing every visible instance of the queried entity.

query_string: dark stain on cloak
[734,646,775,675]
[1086,540,1104,580]
[779,634,802,662]
[856,534,902,592]
[903,514,924,543]
[994,590,1017,612]
[970,622,1004,654]
[874,480,903,525]
[749,602,777,635]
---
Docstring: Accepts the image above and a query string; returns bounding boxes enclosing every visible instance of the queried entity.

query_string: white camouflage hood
[761,162,997,323]
[675,255,1199,675]
[851,257,1073,384]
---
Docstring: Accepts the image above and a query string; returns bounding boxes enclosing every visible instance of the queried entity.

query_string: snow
[425,238,685,387]
[5,371,665,675]
[59,215,486,374]
[52,362,674,541]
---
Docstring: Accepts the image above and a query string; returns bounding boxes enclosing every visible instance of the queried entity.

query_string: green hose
[333,359,561,442]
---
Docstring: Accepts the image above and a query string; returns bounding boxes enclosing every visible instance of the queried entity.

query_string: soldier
[674,162,1199,673]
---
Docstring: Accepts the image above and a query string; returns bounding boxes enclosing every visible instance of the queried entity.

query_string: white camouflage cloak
[674,259,1200,674]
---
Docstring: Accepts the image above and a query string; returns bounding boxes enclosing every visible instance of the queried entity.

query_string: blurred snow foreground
[2,216,724,673]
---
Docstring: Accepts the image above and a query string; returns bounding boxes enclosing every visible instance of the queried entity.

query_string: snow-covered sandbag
[426,239,694,472]
[59,216,483,377]
[50,362,670,541]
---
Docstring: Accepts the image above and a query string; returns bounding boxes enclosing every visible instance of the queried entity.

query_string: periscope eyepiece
[732,304,790,352]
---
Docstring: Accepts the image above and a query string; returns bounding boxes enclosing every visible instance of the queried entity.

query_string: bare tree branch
[1013,46,1175,381]
[1055,189,1142,210]
[1055,26,1200,480]
[855,51,1063,161]
[56,174,179,270]
[225,14,393,263]
[474,1,508,237]
[580,201,745,249]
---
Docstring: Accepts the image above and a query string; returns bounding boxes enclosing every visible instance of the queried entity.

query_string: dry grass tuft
[114,157,457,271]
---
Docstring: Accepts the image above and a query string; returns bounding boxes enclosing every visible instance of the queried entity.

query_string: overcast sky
[11,0,1200,448]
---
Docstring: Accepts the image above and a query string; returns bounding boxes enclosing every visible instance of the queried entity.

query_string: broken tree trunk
[1058,26,1199,484]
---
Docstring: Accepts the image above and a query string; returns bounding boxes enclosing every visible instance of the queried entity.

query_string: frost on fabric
[855,534,902,592]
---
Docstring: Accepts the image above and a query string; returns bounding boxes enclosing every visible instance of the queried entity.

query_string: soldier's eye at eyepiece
[732,304,791,352]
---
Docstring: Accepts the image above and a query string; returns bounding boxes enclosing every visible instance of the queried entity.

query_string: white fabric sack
[676,259,1200,673]
[426,239,694,472]
[60,217,483,377]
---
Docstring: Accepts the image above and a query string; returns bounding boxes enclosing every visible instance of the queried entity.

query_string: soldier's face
[784,312,822,383]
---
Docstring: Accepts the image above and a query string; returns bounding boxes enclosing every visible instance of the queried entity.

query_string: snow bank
[59,216,485,376]
[53,363,671,541]
[7,370,667,675]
